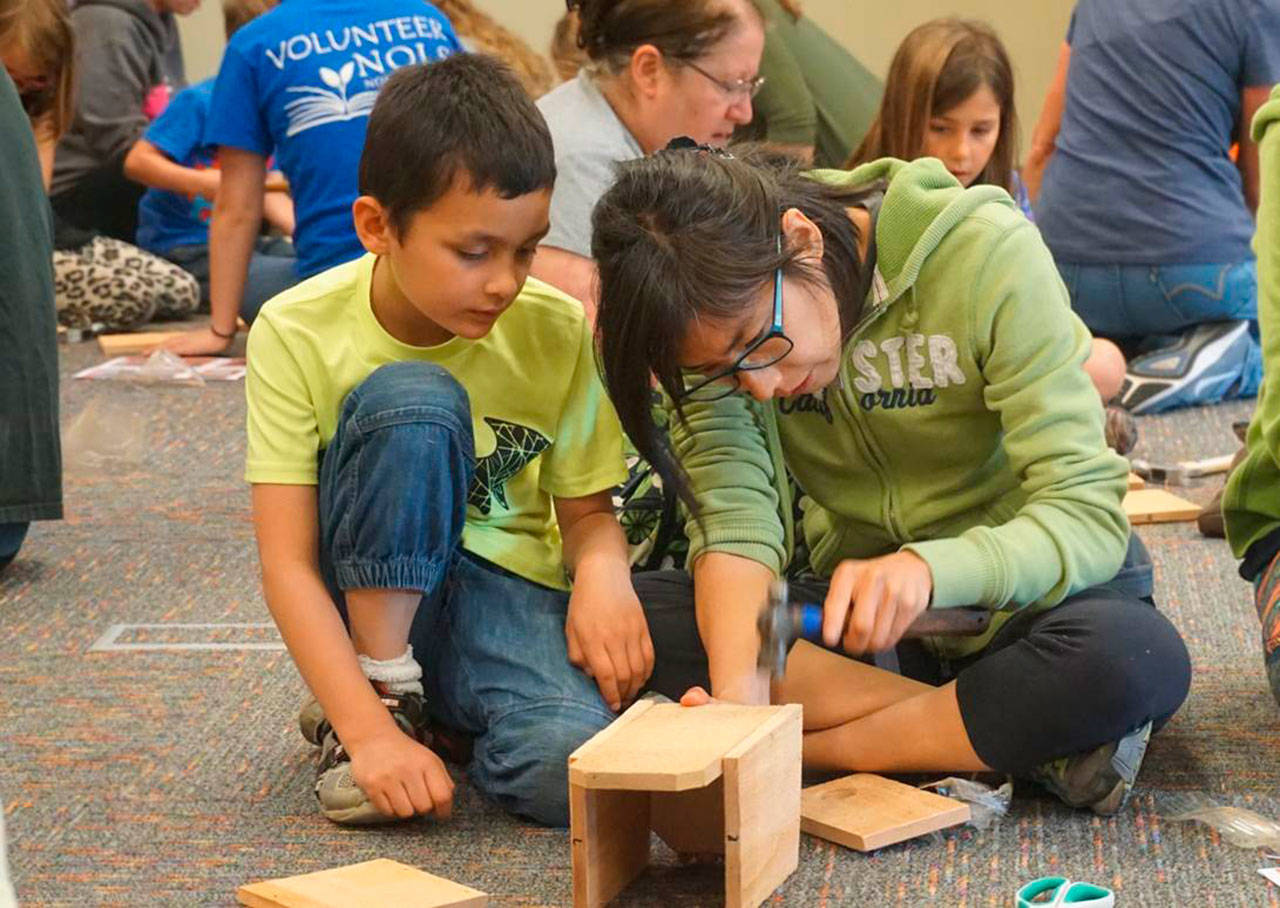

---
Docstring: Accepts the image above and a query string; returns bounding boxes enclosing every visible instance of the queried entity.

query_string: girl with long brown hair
[851,18,1129,433]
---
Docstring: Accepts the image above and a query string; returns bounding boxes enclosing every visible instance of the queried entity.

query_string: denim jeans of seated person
[316,360,615,826]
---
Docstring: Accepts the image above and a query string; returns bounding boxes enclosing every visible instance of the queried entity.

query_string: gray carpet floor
[3,334,1279,906]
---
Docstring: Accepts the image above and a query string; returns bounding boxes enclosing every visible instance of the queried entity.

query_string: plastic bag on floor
[61,394,148,471]
[1160,794,1280,849]
[923,776,1013,831]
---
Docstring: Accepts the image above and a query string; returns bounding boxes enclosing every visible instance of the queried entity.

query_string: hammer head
[756,579,793,680]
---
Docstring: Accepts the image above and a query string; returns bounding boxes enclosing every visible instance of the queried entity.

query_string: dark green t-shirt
[736,0,883,168]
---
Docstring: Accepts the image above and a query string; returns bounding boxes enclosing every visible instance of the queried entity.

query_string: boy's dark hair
[592,144,866,513]
[359,54,556,237]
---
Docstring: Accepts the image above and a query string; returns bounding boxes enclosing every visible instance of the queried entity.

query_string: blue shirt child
[205,0,462,278]
[136,79,220,256]
[1036,0,1280,265]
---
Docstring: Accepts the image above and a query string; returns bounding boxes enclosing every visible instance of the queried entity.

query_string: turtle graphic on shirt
[468,417,552,515]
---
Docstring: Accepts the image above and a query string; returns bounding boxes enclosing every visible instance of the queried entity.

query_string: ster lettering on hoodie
[851,333,966,411]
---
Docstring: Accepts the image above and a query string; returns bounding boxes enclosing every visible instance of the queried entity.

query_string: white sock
[357,645,424,696]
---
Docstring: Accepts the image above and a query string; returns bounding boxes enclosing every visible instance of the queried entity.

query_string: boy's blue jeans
[316,361,615,826]
[1057,261,1262,402]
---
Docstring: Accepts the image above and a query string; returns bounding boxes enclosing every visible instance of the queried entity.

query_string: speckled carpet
[2,332,1279,906]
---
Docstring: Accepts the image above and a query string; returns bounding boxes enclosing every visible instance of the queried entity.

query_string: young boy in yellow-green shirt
[245,55,652,827]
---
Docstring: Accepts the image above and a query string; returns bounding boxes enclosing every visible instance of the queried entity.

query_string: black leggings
[635,572,1192,774]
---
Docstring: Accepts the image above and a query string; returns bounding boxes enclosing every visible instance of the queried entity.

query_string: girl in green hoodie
[593,143,1191,815]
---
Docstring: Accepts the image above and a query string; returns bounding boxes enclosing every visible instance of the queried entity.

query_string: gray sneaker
[313,686,433,826]
[298,696,326,746]
[1031,721,1152,817]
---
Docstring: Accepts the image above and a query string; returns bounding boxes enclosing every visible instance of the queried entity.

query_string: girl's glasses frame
[677,235,794,402]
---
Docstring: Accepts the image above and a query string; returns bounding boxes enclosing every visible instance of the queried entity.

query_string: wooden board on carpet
[96,331,189,356]
[1128,472,1146,490]
[800,774,969,852]
[236,859,488,908]
[1123,488,1202,524]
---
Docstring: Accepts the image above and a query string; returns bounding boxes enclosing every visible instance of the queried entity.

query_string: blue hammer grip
[798,603,824,641]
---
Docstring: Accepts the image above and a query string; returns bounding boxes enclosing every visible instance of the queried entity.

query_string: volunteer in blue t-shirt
[165,0,462,355]
[1025,0,1280,415]
[126,78,298,323]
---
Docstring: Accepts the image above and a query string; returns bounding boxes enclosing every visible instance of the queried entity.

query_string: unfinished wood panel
[569,783,650,908]
[723,705,802,908]
[1127,472,1146,490]
[570,703,783,792]
[800,774,969,852]
[1123,488,1202,525]
[236,859,487,908]
[96,331,193,356]
[650,778,725,856]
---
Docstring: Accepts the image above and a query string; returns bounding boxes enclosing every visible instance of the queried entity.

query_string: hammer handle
[794,603,991,639]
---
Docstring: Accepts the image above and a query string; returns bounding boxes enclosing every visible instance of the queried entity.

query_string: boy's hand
[565,563,654,712]
[347,726,455,820]
[822,551,933,655]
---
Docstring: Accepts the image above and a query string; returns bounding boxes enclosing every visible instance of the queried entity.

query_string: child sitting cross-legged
[247,55,652,827]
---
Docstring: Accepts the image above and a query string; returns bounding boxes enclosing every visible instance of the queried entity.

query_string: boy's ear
[352,195,395,255]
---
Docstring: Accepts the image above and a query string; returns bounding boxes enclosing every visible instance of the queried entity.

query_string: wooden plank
[1127,472,1146,491]
[723,705,802,908]
[236,859,487,908]
[569,783,650,908]
[568,698,655,769]
[1123,488,1202,525]
[96,331,192,356]
[800,774,969,852]
[650,778,725,856]
[570,703,782,792]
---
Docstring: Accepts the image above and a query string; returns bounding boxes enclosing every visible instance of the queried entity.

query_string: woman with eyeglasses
[592,142,1192,817]
[531,0,765,312]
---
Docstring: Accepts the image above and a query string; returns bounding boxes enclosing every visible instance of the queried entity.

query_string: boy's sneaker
[1030,721,1152,816]
[313,685,433,826]
[300,694,474,763]
[1254,552,1280,709]
[299,696,327,746]
[1118,320,1251,415]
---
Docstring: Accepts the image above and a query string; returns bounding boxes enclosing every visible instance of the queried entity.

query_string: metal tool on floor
[756,579,991,679]
[1129,453,1235,486]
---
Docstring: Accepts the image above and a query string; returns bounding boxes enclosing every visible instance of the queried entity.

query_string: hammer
[756,579,992,679]
[1129,453,1235,486]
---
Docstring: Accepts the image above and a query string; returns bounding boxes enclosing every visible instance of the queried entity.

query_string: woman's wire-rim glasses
[684,60,766,99]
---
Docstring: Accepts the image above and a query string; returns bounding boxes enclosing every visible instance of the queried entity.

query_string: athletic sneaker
[299,696,327,746]
[1253,551,1280,709]
[1031,721,1152,816]
[1118,320,1252,415]
[313,685,434,825]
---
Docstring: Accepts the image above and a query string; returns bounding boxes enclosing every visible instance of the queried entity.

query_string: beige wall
[179,1,1074,148]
